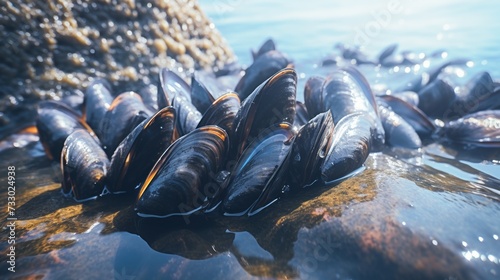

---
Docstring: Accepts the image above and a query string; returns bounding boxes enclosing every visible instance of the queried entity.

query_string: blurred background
[199,0,500,74]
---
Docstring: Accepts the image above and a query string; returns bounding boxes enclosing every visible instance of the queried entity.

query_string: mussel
[157,68,191,109]
[377,43,398,65]
[378,105,422,149]
[304,76,325,117]
[190,71,222,114]
[320,113,372,183]
[222,123,294,216]
[379,95,436,138]
[196,92,240,138]
[135,126,229,218]
[61,129,110,201]
[289,111,334,187]
[234,50,291,101]
[100,92,152,156]
[172,95,202,136]
[294,101,310,129]
[37,100,96,161]
[232,68,297,158]
[322,67,385,150]
[82,79,113,138]
[417,78,455,119]
[251,38,276,60]
[335,43,376,65]
[441,110,500,148]
[446,71,497,118]
[106,107,177,194]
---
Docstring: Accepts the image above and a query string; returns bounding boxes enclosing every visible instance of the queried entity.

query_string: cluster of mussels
[36,40,500,219]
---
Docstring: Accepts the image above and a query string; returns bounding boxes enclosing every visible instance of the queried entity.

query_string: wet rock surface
[1,2,500,279]
[1,139,499,279]
[0,0,234,138]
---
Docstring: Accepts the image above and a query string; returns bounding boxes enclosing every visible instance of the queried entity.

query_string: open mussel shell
[417,78,456,119]
[107,107,177,194]
[234,50,291,101]
[378,105,422,149]
[61,129,110,202]
[172,95,202,136]
[289,111,334,187]
[135,125,229,218]
[36,100,96,161]
[82,79,113,138]
[157,68,191,109]
[100,91,152,156]
[441,110,500,148]
[222,123,294,216]
[196,92,240,138]
[232,68,297,158]
[322,67,385,150]
[379,95,436,138]
[320,113,371,183]
[304,76,325,117]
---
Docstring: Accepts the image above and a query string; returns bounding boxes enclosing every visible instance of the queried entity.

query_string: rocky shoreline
[0,0,234,138]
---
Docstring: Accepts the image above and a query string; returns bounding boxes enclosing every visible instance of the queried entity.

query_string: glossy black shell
[135,126,229,218]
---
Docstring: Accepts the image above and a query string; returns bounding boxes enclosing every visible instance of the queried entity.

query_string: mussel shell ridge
[136,125,229,218]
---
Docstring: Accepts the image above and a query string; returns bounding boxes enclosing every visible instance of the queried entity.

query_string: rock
[0,0,235,138]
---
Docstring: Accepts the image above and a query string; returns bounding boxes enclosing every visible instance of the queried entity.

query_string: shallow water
[1,1,500,279]
[200,0,500,73]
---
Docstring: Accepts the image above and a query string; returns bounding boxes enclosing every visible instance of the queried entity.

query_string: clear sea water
[199,0,500,76]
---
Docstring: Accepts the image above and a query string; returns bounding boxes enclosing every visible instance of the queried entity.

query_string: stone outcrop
[0,0,235,136]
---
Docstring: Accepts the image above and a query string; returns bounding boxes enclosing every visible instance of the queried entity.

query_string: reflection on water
[1,139,499,279]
